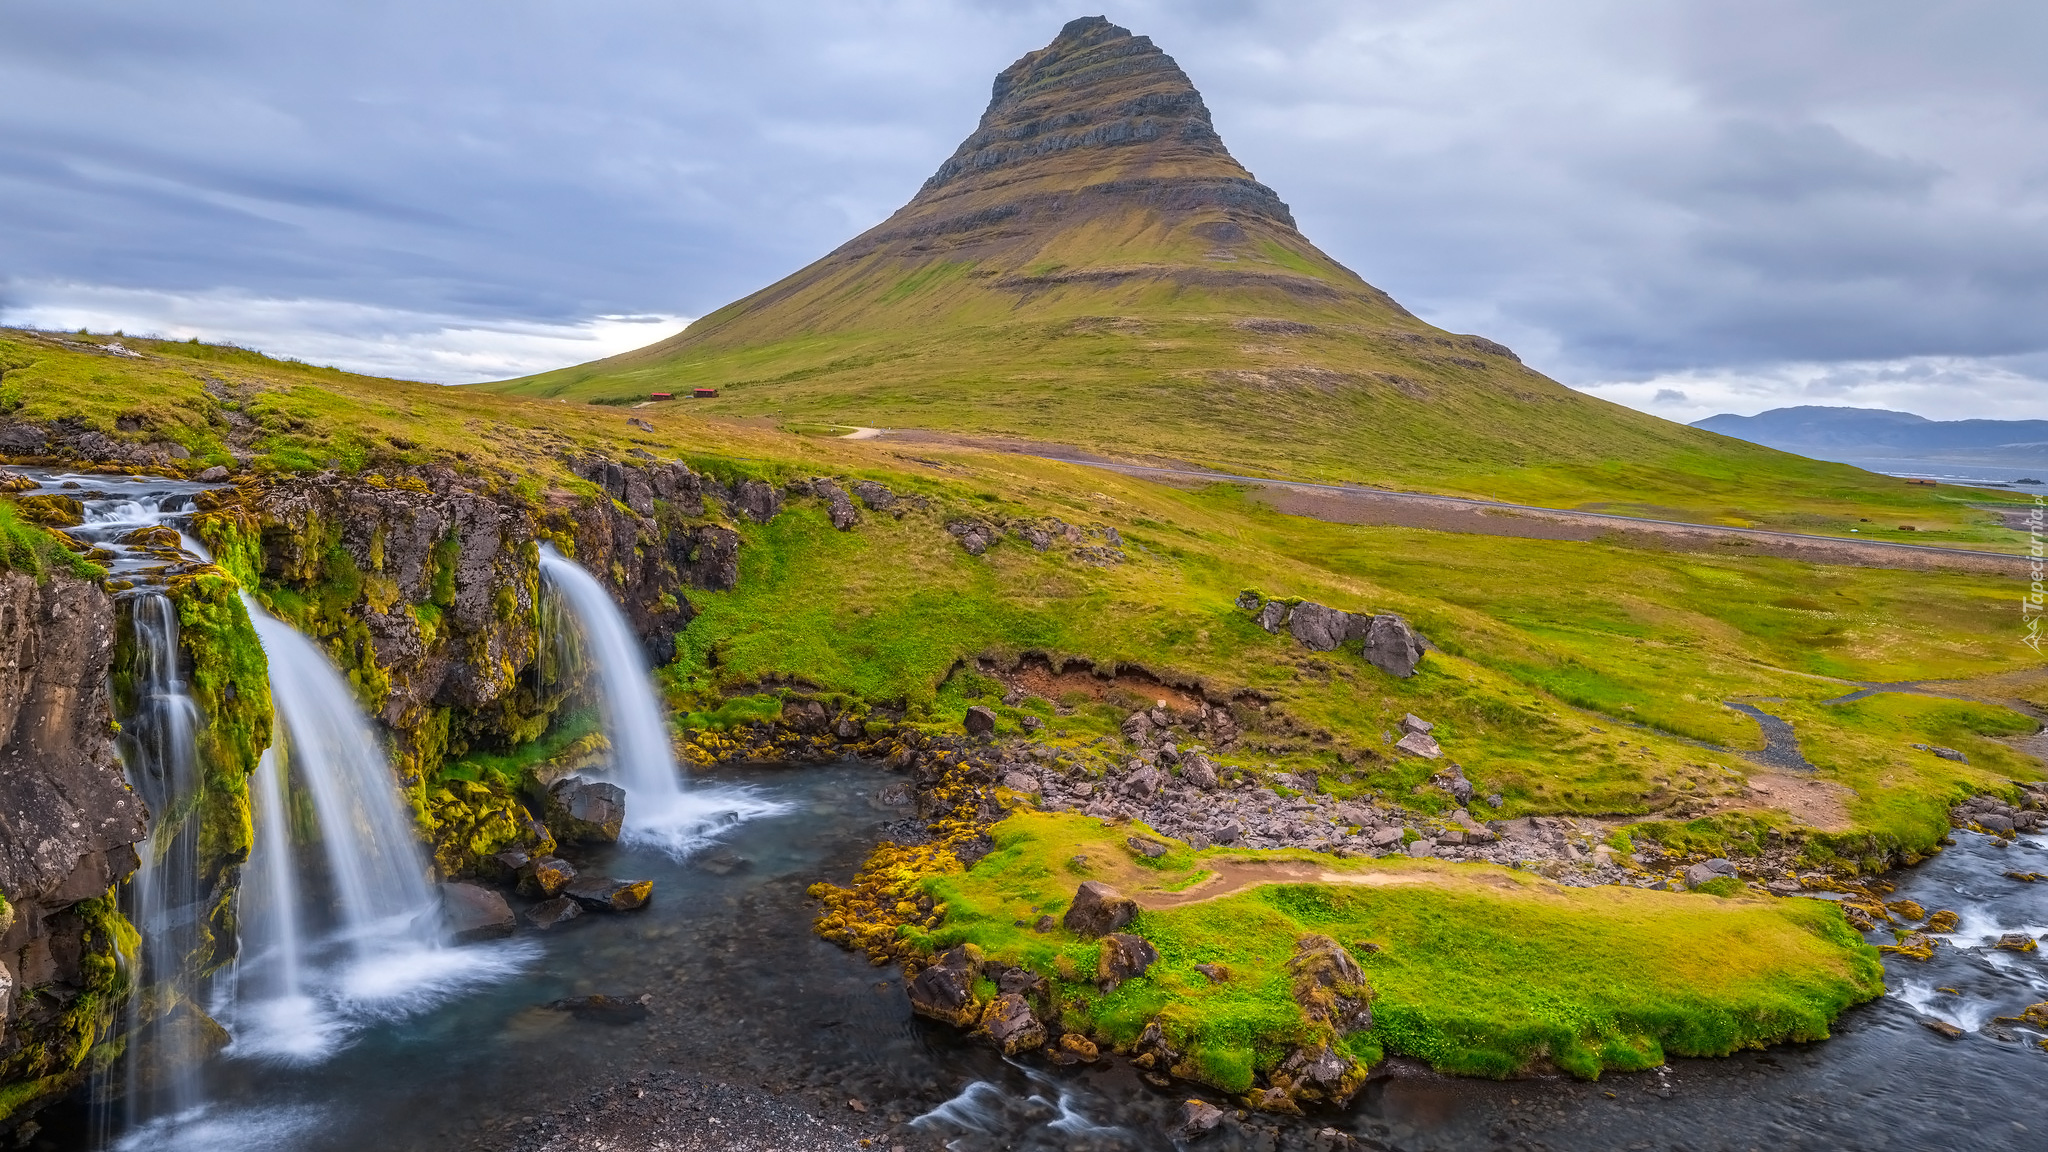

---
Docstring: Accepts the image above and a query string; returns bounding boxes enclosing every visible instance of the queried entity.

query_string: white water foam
[111,1101,329,1152]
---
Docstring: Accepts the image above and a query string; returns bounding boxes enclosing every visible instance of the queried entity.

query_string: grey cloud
[0,0,2043,402]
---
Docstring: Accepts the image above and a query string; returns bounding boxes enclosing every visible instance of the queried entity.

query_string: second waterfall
[538,545,769,855]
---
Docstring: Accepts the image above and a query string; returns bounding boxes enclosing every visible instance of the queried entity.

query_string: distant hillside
[1693,406,2048,476]
[486,18,1986,523]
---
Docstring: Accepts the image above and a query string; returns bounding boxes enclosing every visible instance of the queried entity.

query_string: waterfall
[538,545,759,854]
[110,591,209,1131]
[232,594,524,1055]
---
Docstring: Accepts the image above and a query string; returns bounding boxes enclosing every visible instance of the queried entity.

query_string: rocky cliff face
[0,568,147,1118]
[192,455,746,874]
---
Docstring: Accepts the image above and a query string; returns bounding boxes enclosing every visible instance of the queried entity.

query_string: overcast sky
[4,0,2044,421]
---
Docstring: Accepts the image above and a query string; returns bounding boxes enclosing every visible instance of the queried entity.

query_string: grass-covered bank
[825,807,1883,1102]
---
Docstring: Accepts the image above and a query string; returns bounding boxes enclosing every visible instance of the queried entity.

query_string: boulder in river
[564,876,654,912]
[518,855,578,898]
[1175,1099,1226,1140]
[1062,881,1138,936]
[547,776,626,843]
[908,947,979,1026]
[978,992,1047,1055]
[525,896,583,930]
[440,881,516,942]
[543,994,652,1025]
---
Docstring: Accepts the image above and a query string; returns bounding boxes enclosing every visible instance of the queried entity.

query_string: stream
[23,763,2039,1152]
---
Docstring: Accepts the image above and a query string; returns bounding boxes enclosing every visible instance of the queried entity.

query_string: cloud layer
[3,0,2043,410]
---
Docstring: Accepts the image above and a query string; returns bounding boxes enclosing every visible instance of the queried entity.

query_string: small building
[649,392,672,400]
[692,387,719,398]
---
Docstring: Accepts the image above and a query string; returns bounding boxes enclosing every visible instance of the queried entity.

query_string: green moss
[165,570,273,970]
[921,811,1883,1089]
[0,501,102,581]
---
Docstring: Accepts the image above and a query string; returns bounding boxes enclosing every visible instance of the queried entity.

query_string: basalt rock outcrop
[0,568,148,1120]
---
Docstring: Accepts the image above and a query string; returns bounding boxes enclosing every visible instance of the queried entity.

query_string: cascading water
[537,544,782,853]
[235,595,526,1056]
[21,471,226,1146]
[109,592,208,1132]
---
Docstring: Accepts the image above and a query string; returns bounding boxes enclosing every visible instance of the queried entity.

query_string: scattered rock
[1098,932,1159,988]
[1287,602,1351,652]
[1276,1043,1361,1105]
[1175,1099,1226,1140]
[195,465,229,482]
[964,705,997,738]
[810,479,860,529]
[547,777,627,843]
[1393,731,1441,759]
[564,877,654,912]
[1363,613,1423,678]
[781,697,830,733]
[729,479,782,523]
[1195,962,1230,983]
[1256,600,1292,633]
[1399,713,1434,735]
[1369,827,1404,848]
[1180,752,1219,790]
[1062,881,1138,936]
[1127,836,1168,859]
[947,519,993,555]
[543,994,652,1025]
[440,881,516,942]
[1122,766,1163,798]
[525,896,584,930]
[1001,771,1039,794]
[908,947,979,1026]
[518,855,578,898]
[1407,839,1436,858]
[849,479,897,511]
[1034,915,1055,932]
[1051,1032,1099,1064]
[978,993,1047,1055]
[1287,934,1373,1032]
[1979,813,2016,835]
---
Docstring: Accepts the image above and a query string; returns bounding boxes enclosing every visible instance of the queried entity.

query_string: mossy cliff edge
[190,458,744,876]
[0,528,142,1122]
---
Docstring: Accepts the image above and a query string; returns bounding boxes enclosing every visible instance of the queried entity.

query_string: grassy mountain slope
[484,18,2019,536]
[5,326,2040,1089]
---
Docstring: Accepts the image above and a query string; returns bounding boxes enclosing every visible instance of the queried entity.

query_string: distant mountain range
[1692,406,2048,479]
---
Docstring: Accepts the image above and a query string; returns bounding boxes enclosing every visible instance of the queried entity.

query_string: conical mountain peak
[914,16,1281,222]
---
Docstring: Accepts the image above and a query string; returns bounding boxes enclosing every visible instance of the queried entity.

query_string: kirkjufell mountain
[493,17,1876,502]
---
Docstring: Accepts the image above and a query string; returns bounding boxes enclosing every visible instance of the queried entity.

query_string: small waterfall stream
[111,592,208,1129]
[538,545,775,854]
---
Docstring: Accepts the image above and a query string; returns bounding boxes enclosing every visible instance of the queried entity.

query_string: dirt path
[850,429,2029,573]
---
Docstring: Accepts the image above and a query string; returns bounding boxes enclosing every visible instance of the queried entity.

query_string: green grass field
[909,811,1882,1087]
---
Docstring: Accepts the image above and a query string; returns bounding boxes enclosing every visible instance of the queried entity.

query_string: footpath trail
[846,428,2031,574]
